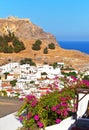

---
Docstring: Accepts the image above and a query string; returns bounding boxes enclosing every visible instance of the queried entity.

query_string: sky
[0,0,89,41]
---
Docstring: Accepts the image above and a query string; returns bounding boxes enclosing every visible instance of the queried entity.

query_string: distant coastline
[58,41,89,54]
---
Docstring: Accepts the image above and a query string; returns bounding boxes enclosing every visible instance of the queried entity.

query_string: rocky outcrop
[0,16,58,45]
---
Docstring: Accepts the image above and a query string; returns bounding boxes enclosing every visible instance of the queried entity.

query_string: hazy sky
[0,0,89,41]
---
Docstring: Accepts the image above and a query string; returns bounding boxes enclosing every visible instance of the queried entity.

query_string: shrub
[35,40,42,45]
[48,43,55,49]
[20,58,36,66]
[32,40,42,51]
[41,72,47,75]
[0,90,7,96]
[13,38,25,53]
[17,89,76,130]
[30,61,36,66]
[52,62,58,69]
[32,44,41,50]
[4,72,9,79]
[3,46,9,53]
[62,72,77,77]
[3,45,13,53]
[10,79,17,87]
[30,80,35,84]
[43,47,48,54]
[17,74,89,130]
[83,75,89,81]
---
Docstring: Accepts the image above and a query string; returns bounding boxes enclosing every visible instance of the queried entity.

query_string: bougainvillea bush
[17,87,76,130]
[17,74,89,130]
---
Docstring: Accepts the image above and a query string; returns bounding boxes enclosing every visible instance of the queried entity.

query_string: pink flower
[26,95,36,103]
[56,109,61,114]
[63,110,68,117]
[56,104,60,109]
[19,116,23,122]
[34,115,40,121]
[31,100,38,107]
[55,119,61,124]
[54,76,59,80]
[71,76,77,82]
[61,97,66,101]
[46,90,50,94]
[37,121,44,128]
[61,102,68,107]
[51,106,57,111]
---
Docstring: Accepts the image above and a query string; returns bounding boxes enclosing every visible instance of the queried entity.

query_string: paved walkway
[0,96,23,118]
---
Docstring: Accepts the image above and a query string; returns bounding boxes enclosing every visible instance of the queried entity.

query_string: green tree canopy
[0,33,25,53]
[32,39,42,51]
[43,47,48,54]
[10,79,17,87]
[48,43,55,49]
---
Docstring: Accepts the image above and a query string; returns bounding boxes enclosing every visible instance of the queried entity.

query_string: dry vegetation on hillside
[0,17,89,71]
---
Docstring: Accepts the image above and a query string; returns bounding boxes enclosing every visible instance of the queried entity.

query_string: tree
[20,60,25,65]
[0,90,7,96]
[14,46,21,53]
[0,33,25,53]
[4,72,9,79]
[83,75,89,81]
[8,45,13,53]
[24,58,32,62]
[61,71,77,77]
[32,43,41,50]
[52,62,58,69]
[30,80,35,84]
[35,39,42,45]
[43,47,48,54]
[32,39,42,51]
[0,36,3,43]
[13,38,25,52]
[41,72,47,75]
[20,58,36,66]
[30,61,36,66]
[48,43,55,49]
[3,46,9,53]
[10,79,17,87]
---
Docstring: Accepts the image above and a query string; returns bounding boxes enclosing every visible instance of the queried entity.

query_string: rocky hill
[0,16,57,44]
[0,16,89,71]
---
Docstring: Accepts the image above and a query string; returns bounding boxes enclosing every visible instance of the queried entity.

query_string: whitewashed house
[16,80,26,90]
[7,74,14,80]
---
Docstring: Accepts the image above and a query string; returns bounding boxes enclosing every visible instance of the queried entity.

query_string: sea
[58,41,89,55]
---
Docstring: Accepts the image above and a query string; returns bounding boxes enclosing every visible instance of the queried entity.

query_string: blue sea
[58,41,89,54]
